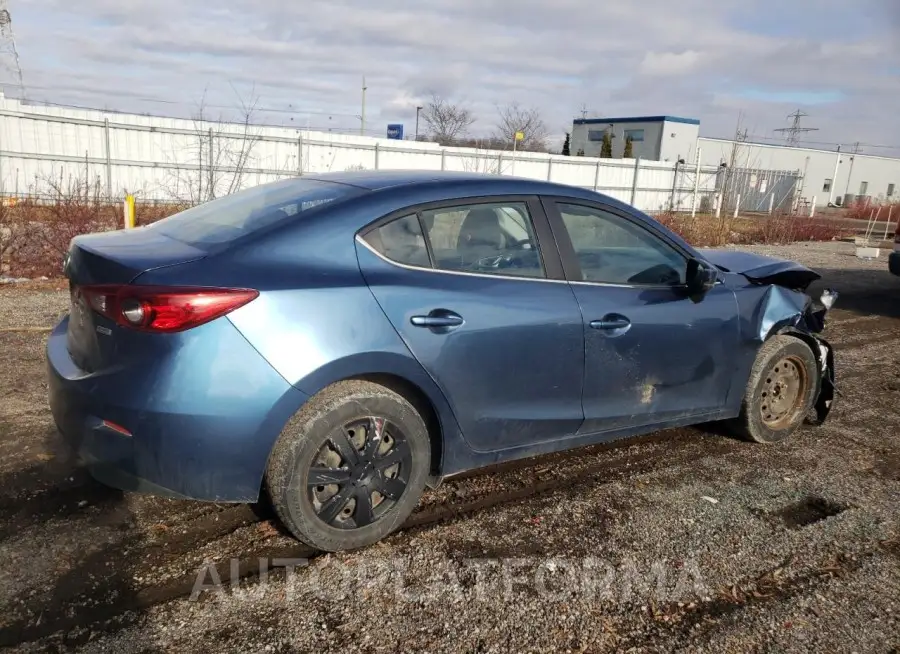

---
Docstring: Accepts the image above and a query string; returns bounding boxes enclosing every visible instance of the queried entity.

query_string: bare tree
[164,87,264,204]
[494,102,549,152]
[420,93,476,145]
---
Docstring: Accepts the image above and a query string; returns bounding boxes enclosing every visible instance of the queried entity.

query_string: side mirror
[685,258,717,300]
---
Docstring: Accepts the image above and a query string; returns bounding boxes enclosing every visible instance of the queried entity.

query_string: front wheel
[266,380,431,551]
[729,335,818,444]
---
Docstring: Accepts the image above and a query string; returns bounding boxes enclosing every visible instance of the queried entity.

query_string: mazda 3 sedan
[48,171,837,551]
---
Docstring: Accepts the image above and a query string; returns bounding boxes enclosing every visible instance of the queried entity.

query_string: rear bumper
[46,316,310,502]
[889,250,900,276]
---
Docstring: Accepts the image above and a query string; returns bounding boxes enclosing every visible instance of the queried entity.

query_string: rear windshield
[150,178,363,247]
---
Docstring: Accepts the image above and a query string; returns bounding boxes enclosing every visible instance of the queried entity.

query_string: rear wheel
[266,380,430,551]
[729,335,818,444]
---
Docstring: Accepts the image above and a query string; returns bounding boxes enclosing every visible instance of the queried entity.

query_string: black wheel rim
[760,355,809,429]
[307,416,412,530]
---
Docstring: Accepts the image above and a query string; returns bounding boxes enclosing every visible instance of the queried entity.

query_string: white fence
[0,94,777,213]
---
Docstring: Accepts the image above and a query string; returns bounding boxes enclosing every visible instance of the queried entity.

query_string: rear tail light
[77,285,258,333]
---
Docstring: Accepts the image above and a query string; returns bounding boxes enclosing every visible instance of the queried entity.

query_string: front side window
[557,203,687,286]
[624,129,645,142]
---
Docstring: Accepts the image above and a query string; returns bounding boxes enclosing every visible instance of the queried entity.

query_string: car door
[543,198,740,435]
[356,196,585,452]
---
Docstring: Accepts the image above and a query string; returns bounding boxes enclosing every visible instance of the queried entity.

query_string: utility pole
[415,105,422,141]
[360,76,367,137]
[829,145,841,205]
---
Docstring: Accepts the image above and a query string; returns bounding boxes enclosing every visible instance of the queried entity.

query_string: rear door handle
[589,314,631,332]
[411,310,464,328]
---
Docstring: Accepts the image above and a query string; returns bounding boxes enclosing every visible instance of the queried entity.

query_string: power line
[0,80,370,119]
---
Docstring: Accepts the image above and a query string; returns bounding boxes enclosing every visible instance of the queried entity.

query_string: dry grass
[653,212,850,248]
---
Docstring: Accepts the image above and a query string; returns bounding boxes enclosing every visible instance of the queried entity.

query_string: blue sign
[386,124,404,140]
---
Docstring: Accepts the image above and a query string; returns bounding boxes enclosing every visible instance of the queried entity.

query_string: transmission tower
[0,0,24,97]
[773,109,818,147]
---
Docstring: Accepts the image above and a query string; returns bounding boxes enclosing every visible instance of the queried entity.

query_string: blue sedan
[47,171,837,551]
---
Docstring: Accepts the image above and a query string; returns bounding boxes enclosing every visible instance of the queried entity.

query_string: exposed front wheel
[266,380,431,551]
[729,335,818,444]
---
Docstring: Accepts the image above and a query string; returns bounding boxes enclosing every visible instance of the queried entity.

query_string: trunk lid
[64,228,207,372]
[701,248,821,291]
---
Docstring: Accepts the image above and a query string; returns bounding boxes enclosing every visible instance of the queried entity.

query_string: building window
[823,178,832,193]
[587,130,606,142]
[888,183,895,198]
[859,181,869,196]
[624,129,645,142]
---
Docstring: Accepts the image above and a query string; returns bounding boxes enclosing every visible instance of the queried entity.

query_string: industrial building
[571,116,900,208]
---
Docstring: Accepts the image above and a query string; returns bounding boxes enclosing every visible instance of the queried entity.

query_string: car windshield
[149,178,363,248]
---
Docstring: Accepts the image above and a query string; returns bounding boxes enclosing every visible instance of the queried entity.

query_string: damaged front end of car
[703,249,838,425]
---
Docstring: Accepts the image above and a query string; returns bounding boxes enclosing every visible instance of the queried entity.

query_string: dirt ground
[0,241,898,653]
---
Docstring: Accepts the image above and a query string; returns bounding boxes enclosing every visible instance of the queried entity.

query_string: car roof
[299,169,631,210]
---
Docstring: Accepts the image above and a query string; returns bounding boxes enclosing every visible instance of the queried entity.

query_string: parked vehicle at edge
[890,217,900,276]
[47,171,838,552]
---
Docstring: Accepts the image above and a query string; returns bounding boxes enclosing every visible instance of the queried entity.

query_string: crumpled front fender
[751,284,837,425]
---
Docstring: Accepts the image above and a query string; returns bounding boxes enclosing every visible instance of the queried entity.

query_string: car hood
[702,248,821,291]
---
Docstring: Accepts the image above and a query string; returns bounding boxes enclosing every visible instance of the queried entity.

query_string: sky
[4,0,900,154]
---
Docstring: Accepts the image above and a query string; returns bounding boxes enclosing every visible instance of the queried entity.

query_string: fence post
[440,149,446,171]
[630,157,641,206]
[715,194,722,219]
[497,152,503,175]
[374,143,380,170]
[690,148,702,217]
[768,193,775,215]
[884,206,894,241]
[297,135,303,175]
[103,118,112,199]
[208,128,216,198]
[547,158,552,181]
[593,160,600,191]
[809,196,817,217]
[733,194,741,218]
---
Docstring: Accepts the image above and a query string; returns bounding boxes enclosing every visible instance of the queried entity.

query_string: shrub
[843,198,872,221]
[600,132,613,158]
[652,212,848,248]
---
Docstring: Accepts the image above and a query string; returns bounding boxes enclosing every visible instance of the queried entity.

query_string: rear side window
[363,202,545,279]
[150,179,362,247]
[362,215,430,267]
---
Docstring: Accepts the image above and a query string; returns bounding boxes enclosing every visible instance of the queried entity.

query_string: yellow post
[123,194,135,229]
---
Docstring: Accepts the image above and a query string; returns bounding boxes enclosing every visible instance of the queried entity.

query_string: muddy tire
[729,335,818,444]
[265,380,430,552]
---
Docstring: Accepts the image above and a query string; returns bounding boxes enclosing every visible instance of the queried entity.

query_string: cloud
[639,51,702,76]
[4,0,900,153]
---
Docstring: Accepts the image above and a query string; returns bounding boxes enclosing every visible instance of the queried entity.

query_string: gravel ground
[0,241,898,653]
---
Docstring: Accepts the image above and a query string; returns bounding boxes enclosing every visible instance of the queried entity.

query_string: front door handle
[589,314,631,334]
[411,310,464,329]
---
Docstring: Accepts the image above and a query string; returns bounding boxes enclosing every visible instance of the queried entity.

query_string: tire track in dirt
[0,433,738,647]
